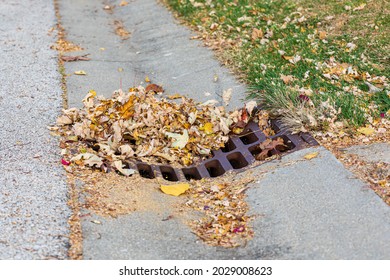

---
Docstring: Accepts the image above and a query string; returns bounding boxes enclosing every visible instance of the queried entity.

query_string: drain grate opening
[205,160,225,177]
[271,119,283,134]
[239,130,259,145]
[129,120,317,181]
[227,152,249,169]
[160,166,179,181]
[137,163,155,179]
[182,167,202,181]
[221,138,237,153]
[272,135,295,151]
[248,145,262,158]
[248,145,273,158]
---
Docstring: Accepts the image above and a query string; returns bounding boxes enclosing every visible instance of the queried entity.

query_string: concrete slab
[59,0,247,110]
[59,0,390,259]
[344,143,390,164]
[81,147,390,259]
[0,0,71,259]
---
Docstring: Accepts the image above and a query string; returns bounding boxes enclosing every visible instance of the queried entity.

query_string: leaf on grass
[357,127,375,136]
[165,130,189,149]
[282,54,301,64]
[318,31,327,40]
[353,3,366,11]
[74,70,87,75]
[160,183,190,196]
[304,151,319,160]
[280,74,294,84]
[251,28,263,40]
[365,82,382,93]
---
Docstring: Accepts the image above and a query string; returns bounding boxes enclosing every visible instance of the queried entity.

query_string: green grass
[166,0,389,131]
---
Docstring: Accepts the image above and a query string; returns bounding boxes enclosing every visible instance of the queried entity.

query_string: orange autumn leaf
[119,94,136,119]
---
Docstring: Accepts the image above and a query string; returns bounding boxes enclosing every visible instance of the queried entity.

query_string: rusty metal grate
[125,119,318,181]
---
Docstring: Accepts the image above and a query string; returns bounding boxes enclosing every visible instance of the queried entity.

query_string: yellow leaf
[119,95,136,119]
[304,151,319,160]
[89,90,97,97]
[232,127,243,134]
[357,127,375,136]
[160,183,190,196]
[118,67,124,72]
[74,70,86,75]
[119,0,129,6]
[204,122,213,134]
[145,76,150,83]
[353,3,366,11]
[282,55,293,61]
[167,94,183,100]
[319,31,327,40]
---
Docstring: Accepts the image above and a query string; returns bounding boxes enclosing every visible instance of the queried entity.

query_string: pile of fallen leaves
[53,86,261,174]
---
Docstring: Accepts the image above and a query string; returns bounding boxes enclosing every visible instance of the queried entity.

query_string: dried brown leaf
[145,84,164,93]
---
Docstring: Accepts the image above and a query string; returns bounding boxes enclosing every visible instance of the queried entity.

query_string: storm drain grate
[126,119,318,181]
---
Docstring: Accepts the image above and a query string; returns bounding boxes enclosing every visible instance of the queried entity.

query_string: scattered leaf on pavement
[119,0,129,6]
[167,94,183,100]
[114,20,130,40]
[160,183,190,196]
[222,88,233,105]
[145,83,164,93]
[304,151,319,160]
